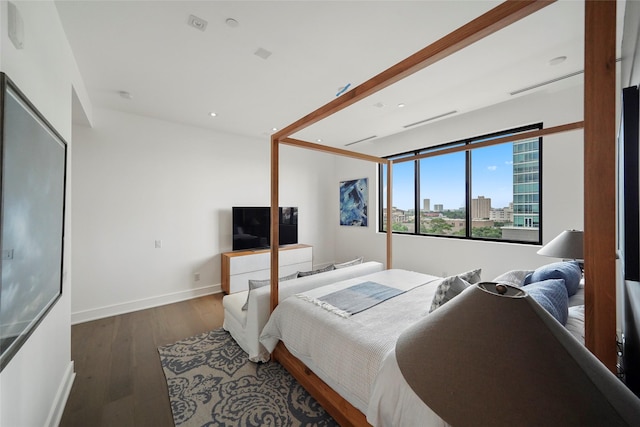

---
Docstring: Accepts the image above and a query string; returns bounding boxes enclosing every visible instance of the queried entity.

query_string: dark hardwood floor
[60,293,224,427]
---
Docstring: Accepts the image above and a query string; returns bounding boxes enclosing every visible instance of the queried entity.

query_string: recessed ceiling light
[209,112,217,117]
[225,18,239,28]
[316,139,323,143]
[549,56,567,66]
[272,127,278,132]
[374,102,385,108]
[188,15,208,31]
[398,103,406,108]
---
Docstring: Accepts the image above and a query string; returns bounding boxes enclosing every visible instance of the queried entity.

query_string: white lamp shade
[537,229,583,260]
[395,283,640,426]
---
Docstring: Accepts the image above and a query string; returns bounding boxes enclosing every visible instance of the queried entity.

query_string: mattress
[260,268,442,413]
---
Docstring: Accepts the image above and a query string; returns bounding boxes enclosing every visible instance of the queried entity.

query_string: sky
[384,143,514,211]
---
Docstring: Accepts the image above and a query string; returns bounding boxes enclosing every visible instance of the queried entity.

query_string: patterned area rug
[158,328,338,427]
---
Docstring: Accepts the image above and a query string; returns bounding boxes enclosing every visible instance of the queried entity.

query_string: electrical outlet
[194,272,201,282]
[155,240,162,248]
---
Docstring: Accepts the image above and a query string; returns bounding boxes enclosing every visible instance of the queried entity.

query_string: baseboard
[71,284,222,324]
[46,361,75,427]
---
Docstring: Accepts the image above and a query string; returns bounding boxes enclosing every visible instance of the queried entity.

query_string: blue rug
[158,329,338,427]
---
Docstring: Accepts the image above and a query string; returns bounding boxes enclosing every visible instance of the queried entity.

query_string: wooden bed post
[270,136,280,312]
[584,0,617,372]
[266,1,589,424]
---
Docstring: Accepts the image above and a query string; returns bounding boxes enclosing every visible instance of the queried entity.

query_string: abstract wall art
[340,178,368,226]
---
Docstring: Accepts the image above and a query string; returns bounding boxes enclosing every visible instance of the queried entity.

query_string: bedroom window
[379,123,542,244]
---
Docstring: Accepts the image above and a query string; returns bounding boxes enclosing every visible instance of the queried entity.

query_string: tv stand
[221,244,312,294]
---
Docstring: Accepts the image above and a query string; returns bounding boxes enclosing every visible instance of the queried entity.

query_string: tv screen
[232,207,297,251]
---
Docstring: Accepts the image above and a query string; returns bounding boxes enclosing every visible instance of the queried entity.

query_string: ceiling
[55,1,625,152]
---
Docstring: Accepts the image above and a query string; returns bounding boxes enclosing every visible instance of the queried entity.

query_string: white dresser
[221,244,312,293]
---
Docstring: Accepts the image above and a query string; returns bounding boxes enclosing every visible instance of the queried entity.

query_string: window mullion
[414,157,420,235]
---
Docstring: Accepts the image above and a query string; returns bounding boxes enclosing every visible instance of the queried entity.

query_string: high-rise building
[471,196,491,219]
[423,198,430,211]
[512,138,539,229]
[434,204,443,212]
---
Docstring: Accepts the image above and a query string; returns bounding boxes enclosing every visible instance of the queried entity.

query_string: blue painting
[340,178,368,226]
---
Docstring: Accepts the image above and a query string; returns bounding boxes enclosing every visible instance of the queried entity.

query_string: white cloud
[487,165,497,171]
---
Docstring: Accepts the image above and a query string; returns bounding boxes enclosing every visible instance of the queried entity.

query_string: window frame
[378,123,543,245]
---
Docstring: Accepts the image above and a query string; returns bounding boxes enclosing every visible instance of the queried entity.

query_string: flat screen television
[232,207,297,251]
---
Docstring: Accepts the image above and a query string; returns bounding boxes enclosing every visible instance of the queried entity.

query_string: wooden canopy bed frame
[267,1,617,425]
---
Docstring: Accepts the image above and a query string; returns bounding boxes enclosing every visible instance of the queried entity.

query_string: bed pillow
[458,268,482,284]
[523,261,582,297]
[566,305,585,345]
[524,278,569,325]
[298,264,335,277]
[334,256,364,269]
[242,271,299,311]
[492,269,534,287]
[429,275,472,313]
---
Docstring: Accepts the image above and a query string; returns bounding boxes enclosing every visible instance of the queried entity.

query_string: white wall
[0,1,88,426]
[70,108,336,322]
[332,84,584,281]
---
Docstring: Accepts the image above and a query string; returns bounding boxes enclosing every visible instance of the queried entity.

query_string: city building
[471,196,491,220]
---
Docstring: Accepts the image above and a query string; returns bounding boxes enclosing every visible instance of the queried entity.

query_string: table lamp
[395,282,640,426]
[537,229,583,261]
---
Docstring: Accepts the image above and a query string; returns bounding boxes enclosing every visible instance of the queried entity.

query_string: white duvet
[260,268,587,426]
[259,269,442,415]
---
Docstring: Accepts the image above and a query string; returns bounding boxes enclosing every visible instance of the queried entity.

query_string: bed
[264,1,621,425]
[260,269,442,413]
[260,267,587,426]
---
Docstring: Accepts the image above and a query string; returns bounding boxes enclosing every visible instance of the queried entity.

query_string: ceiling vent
[404,111,457,128]
[510,70,583,96]
[345,135,377,146]
[510,58,621,96]
[188,15,208,31]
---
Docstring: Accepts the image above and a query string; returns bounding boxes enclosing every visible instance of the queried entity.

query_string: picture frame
[339,178,368,226]
[0,73,67,371]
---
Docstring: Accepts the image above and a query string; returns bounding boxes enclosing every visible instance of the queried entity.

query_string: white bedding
[367,350,450,427]
[368,294,586,427]
[259,268,441,413]
[260,268,586,426]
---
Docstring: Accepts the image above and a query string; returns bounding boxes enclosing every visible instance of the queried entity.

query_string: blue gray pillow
[524,261,582,296]
[242,271,299,311]
[524,278,569,325]
[298,264,335,277]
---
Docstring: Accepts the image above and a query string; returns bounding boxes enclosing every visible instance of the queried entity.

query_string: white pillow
[458,268,482,284]
[429,275,472,313]
[492,269,534,287]
[565,305,585,345]
[334,256,364,269]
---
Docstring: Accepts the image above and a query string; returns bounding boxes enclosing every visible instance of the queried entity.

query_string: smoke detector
[254,48,272,60]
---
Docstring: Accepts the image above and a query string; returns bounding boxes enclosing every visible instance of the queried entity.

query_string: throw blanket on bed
[299,281,405,317]
[298,275,438,318]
